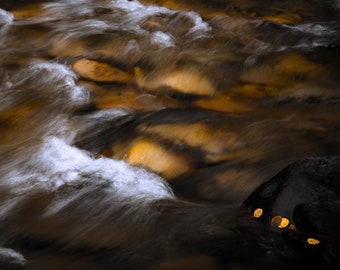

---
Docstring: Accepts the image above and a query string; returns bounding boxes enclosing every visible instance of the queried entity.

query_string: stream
[0,0,339,269]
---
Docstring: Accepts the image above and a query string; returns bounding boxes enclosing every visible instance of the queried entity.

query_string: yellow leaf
[307,238,320,245]
[271,216,290,228]
[253,208,263,218]
[278,217,289,228]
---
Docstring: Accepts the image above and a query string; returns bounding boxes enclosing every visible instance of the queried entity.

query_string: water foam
[0,9,13,26]
[118,1,211,40]
[27,61,90,105]
[5,137,174,201]
[0,9,13,40]
[186,11,212,38]
[85,108,130,120]
[151,31,175,47]
[0,247,26,266]
[290,23,338,37]
[41,0,211,48]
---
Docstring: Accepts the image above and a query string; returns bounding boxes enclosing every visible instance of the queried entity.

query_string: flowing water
[0,0,339,269]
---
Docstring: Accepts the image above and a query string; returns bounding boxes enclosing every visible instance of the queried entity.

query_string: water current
[0,0,339,269]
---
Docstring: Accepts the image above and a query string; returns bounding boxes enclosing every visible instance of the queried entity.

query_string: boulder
[125,138,191,179]
[134,67,215,96]
[243,155,340,268]
[72,59,131,83]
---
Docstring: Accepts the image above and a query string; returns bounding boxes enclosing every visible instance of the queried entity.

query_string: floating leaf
[253,208,263,218]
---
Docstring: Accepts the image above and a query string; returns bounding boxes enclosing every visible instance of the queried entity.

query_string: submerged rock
[274,53,324,78]
[138,122,238,163]
[124,138,191,179]
[193,93,254,113]
[261,12,302,25]
[12,5,49,19]
[72,59,131,83]
[134,67,215,96]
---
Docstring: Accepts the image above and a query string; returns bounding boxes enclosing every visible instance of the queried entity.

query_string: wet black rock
[243,155,340,268]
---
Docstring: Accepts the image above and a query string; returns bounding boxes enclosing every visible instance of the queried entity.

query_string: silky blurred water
[0,0,339,269]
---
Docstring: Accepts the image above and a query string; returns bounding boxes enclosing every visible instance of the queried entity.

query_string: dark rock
[243,155,340,268]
